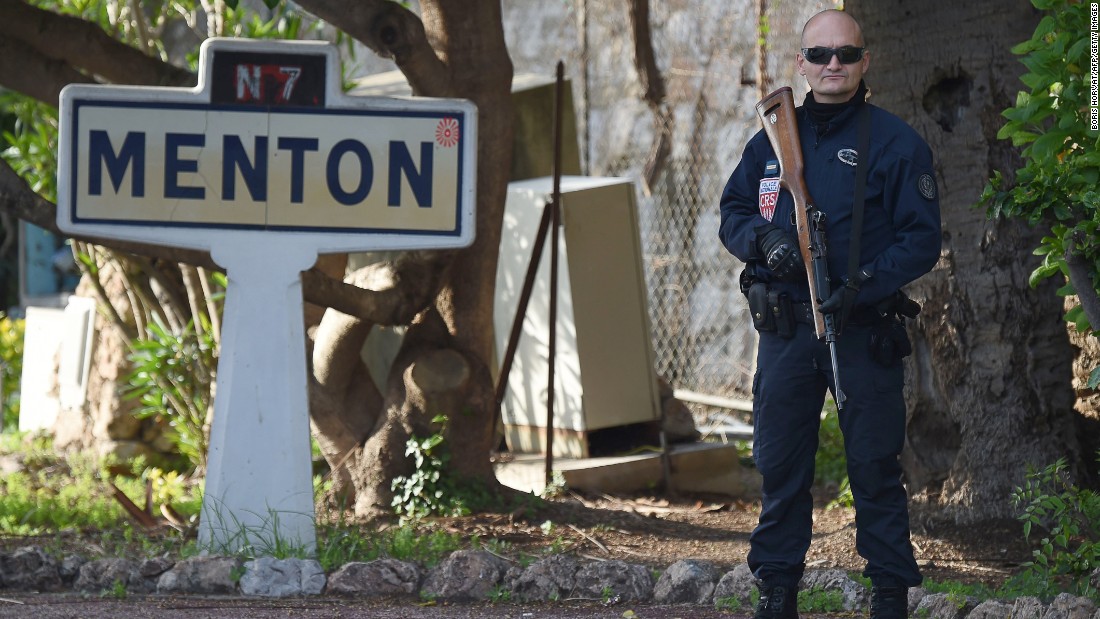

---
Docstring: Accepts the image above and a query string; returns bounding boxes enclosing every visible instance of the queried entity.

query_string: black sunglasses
[801,46,866,65]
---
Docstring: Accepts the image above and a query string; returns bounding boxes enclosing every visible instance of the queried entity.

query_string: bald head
[801,9,865,48]
[796,9,870,104]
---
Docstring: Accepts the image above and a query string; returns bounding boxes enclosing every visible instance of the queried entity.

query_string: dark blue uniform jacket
[719,100,941,307]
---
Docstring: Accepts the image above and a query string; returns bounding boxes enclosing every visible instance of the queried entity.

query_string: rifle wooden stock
[754,87,826,339]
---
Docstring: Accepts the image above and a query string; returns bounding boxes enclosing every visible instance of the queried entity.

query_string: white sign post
[57,38,477,553]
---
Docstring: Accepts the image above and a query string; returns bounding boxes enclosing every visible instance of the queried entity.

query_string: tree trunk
[847,0,1083,521]
[301,0,515,517]
[417,0,514,485]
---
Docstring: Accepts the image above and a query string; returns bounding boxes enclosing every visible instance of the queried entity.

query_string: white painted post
[200,242,318,553]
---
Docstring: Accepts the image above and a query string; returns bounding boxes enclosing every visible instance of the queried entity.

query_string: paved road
[0,593,744,618]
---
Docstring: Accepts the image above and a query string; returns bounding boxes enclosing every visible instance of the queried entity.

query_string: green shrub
[1012,455,1100,597]
[980,0,1100,387]
[0,314,24,431]
[816,402,853,508]
[815,403,845,484]
[124,318,218,472]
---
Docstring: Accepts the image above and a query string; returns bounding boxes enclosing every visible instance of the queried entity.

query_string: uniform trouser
[748,321,922,588]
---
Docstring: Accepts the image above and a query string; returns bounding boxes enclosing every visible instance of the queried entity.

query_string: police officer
[718,9,941,619]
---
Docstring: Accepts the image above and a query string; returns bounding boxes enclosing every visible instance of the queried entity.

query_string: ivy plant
[390,416,472,523]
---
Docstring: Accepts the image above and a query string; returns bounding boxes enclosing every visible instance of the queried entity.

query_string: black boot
[870,585,909,619]
[754,580,799,619]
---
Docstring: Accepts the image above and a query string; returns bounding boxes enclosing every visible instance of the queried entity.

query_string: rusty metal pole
[545,60,566,486]
[493,61,568,488]
[494,204,553,418]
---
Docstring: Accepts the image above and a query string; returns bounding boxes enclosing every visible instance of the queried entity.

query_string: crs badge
[758,178,780,221]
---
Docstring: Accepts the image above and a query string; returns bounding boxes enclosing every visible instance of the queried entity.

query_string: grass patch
[314,515,464,572]
[798,586,847,613]
[0,432,516,572]
[0,433,201,537]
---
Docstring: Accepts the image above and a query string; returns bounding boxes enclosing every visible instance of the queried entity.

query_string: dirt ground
[461,490,1033,589]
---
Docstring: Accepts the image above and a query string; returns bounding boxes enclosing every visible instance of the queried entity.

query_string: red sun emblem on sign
[435,118,460,148]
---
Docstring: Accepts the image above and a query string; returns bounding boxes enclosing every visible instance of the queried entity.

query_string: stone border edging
[2,544,1098,619]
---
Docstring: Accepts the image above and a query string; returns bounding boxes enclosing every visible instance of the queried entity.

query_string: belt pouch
[769,290,795,339]
[748,282,776,332]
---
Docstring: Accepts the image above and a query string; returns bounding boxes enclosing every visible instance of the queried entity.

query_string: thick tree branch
[627,0,673,195]
[0,36,95,104]
[293,0,452,96]
[303,253,451,326]
[628,0,665,105]
[309,308,381,469]
[1,157,215,268]
[0,159,63,233]
[0,1,194,89]
[1066,231,1100,332]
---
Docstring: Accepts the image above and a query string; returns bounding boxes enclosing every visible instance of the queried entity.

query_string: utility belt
[740,269,920,367]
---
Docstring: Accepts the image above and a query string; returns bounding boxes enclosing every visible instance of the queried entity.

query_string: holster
[747,282,774,332]
[769,290,796,338]
[874,290,922,319]
[747,282,795,339]
[869,316,913,367]
[865,291,921,367]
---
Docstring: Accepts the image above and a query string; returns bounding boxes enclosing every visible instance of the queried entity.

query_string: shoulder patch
[918,173,937,200]
[758,178,780,221]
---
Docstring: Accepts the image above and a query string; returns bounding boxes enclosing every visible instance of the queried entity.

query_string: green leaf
[1089,366,1100,390]
[263,0,282,9]
[1005,129,1041,146]
[1029,262,1062,287]
[1027,129,1069,160]
[224,0,239,8]
[1012,39,1041,56]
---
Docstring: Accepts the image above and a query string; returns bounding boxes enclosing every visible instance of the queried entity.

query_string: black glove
[817,287,850,334]
[820,269,872,315]
[817,287,846,315]
[756,224,804,282]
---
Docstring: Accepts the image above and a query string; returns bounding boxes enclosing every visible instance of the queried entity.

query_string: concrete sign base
[200,242,318,553]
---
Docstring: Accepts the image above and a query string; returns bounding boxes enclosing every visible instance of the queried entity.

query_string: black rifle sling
[837,102,872,334]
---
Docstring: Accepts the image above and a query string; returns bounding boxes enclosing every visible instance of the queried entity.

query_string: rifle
[754,86,847,412]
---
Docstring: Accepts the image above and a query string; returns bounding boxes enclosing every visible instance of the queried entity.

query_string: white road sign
[55,38,479,553]
[58,39,477,252]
